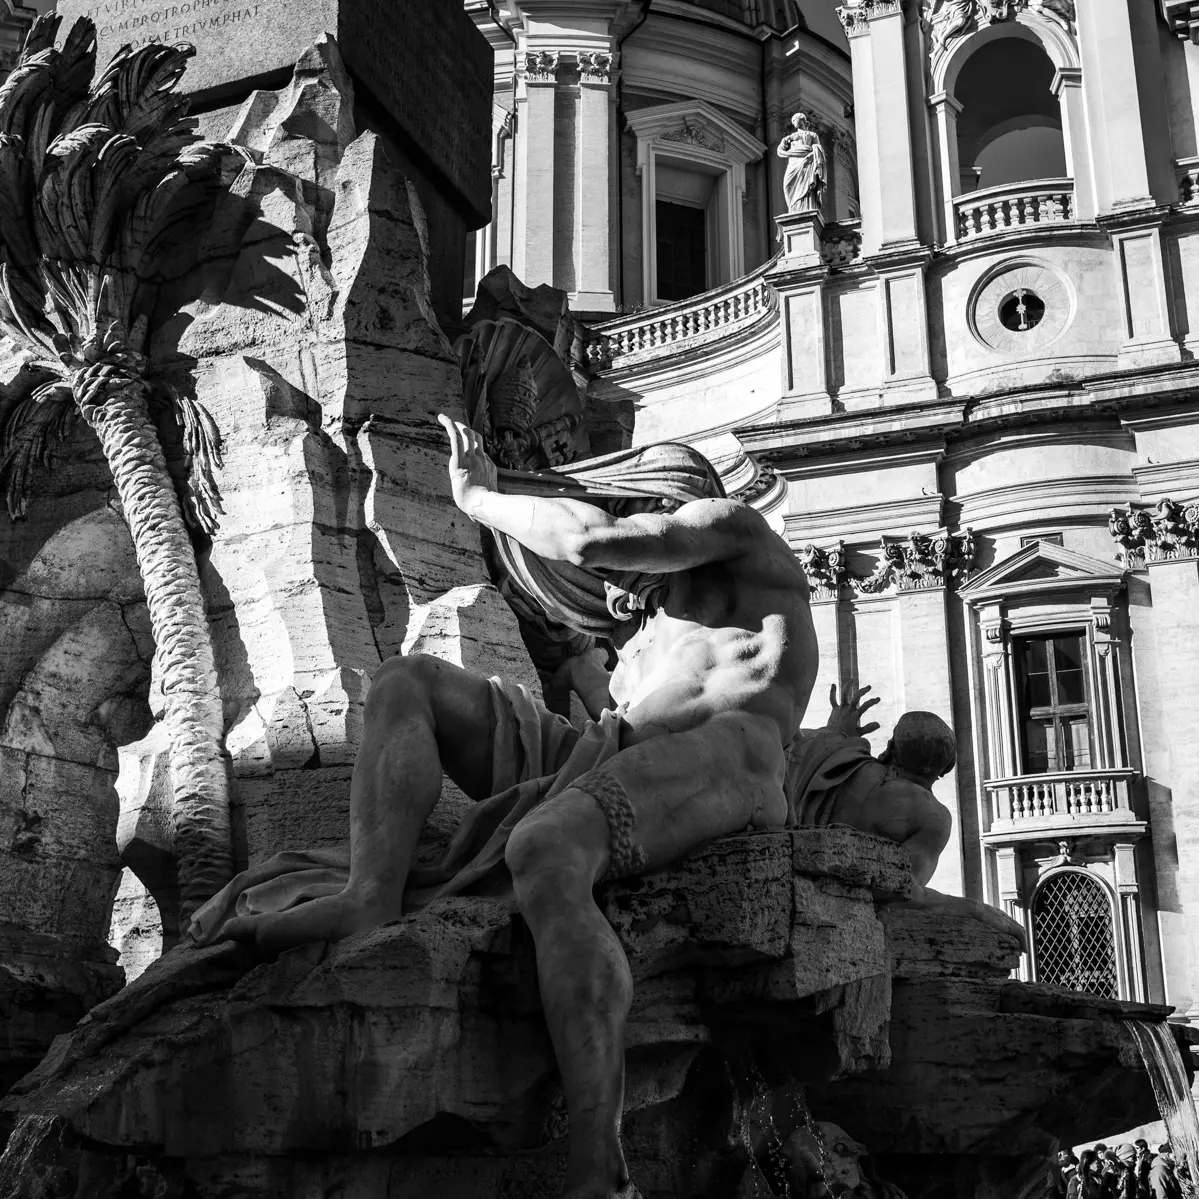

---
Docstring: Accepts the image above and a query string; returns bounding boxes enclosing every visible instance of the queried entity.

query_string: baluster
[1020,786,1032,818]
[1100,780,1113,813]
[1016,196,1027,226]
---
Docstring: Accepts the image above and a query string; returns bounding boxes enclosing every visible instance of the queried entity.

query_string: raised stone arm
[439,413,753,572]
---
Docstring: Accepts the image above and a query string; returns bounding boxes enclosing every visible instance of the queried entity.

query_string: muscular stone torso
[608,519,817,747]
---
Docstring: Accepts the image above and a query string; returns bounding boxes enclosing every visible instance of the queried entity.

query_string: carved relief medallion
[968,258,1074,353]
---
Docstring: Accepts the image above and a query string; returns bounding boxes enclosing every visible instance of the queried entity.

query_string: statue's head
[879,711,957,783]
[600,442,725,518]
[783,1121,867,1196]
[790,112,809,131]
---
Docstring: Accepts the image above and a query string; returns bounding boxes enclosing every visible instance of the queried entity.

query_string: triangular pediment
[625,100,768,166]
[961,541,1125,604]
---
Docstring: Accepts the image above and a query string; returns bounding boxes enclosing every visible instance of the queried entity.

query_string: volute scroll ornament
[576,50,614,84]
[1108,499,1199,564]
[799,541,848,601]
[523,49,560,84]
[852,528,976,594]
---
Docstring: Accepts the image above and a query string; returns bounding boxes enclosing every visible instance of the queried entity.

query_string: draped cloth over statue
[783,728,878,829]
[188,442,728,945]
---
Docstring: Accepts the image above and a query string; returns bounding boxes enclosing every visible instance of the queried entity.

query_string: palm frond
[0,385,77,518]
[156,383,225,535]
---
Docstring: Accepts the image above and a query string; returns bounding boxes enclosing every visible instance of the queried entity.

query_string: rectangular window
[1016,632,1092,773]
[655,200,707,302]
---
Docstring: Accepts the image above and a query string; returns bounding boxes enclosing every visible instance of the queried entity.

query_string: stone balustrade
[591,260,778,370]
[985,769,1136,827]
[1177,157,1199,204]
[953,179,1075,241]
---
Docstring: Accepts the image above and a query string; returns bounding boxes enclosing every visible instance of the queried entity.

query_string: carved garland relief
[921,0,1076,58]
[799,529,976,598]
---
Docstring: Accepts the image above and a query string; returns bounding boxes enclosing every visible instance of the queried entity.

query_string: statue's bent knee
[573,767,648,880]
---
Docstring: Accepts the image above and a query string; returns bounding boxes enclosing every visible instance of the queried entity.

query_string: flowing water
[1123,1019,1199,1187]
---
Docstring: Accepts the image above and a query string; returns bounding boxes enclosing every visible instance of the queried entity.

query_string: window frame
[625,100,766,308]
[1029,867,1121,999]
[1013,629,1094,775]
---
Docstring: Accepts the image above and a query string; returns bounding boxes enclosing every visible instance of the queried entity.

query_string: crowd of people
[1050,1141,1195,1199]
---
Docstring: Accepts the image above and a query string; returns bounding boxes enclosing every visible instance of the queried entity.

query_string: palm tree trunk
[81,376,231,919]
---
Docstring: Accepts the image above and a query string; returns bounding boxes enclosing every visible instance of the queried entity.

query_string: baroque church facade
[467,0,1199,1022]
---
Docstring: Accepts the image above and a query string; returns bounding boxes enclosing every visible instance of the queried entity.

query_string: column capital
[837,0,905,37]
[926,90,963,115]
[1108,497,1199,565]
[1050,66,1083,96]
[522,49,561,85]
[797,541,848,602]
[576,50,616,87]
[850,527,976,595]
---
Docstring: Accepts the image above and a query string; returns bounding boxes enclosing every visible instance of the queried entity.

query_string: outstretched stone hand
[826,681,881,737]
[438,413,497,521]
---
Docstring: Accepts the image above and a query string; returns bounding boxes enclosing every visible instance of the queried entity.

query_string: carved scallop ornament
[967,259,1074,353]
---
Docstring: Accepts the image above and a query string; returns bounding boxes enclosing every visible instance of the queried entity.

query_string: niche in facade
[955,36,1066,192]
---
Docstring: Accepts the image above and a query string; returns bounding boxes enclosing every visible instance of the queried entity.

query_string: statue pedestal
[52,0,491,324]
[776,209,826,265]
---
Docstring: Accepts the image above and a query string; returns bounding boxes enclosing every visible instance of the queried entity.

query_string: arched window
[1032,871,1119,998]
[954,37,1065,193]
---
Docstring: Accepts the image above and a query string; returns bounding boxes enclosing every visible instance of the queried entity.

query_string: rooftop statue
[778,111,826,215]
[191,419,1020,1198]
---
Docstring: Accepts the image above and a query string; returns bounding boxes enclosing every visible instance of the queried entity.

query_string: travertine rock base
[1,827,1182,1199]
[0,829,907,1197]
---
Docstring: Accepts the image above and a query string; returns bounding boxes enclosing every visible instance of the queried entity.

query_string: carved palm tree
[0,16,235,917]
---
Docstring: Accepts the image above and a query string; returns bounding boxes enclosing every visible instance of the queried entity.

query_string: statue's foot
[896,886,1028,951]
[221,891,400,956]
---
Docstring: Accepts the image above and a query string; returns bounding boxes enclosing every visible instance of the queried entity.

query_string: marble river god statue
[190,423,1009,1199]
[778,111,827,215]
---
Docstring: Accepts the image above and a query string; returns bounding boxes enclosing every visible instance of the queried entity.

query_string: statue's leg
[224,653,496,952]
[505,711,787,1199]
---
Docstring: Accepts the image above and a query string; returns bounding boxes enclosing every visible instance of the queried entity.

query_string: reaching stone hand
[191,417,820,1199]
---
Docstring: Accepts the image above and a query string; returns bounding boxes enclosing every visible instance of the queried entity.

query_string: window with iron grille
[1015,632,1092,773]
[1032,872,1118,998]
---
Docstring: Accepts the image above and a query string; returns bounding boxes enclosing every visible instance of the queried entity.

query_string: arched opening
[1032,871,1119,998]
[954,37,1066,192]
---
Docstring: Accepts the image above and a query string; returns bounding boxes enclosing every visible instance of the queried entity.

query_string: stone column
[840,0,919,256]
[796,543,848,708]
[894,583,963,896]
[873,250,937,403]
[1077,0,1154,212]
[475,110,515,291]
[513,49,559,287]
[1143,553,1199,1017]
[1051,68,1097,222]
[1110,219,1182,369]
[927,91,962,245]
[574,51,617,312]
[1114,841,1147,1003]
[768,213,831,418]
